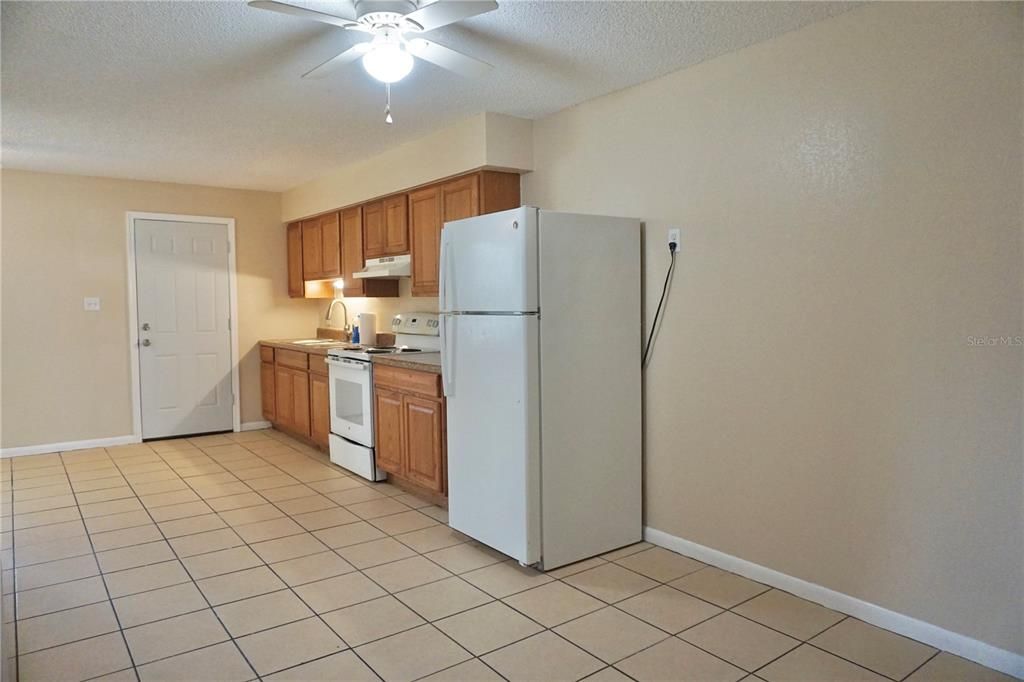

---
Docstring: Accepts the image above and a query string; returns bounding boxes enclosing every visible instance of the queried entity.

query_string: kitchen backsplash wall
[319,280,439,337]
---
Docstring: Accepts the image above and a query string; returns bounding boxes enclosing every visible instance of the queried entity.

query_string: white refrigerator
[440,207,643,570]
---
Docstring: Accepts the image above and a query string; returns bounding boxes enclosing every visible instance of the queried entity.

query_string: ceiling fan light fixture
[362,42,413,83]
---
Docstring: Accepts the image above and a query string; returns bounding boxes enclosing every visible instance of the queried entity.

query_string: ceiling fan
[249,0,499,123]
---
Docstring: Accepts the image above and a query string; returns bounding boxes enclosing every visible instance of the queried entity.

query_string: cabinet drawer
[373,365,441,398]
[309,353,328,376]
[260,345,275,363]
[276,348,308,370]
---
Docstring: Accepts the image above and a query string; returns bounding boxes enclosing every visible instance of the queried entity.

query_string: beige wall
[524,2,1023,656]
[1,170,321,448]
[282,112,532,222]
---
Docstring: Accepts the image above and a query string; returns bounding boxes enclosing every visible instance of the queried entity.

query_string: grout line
[899,649,942,681]
[11,431,964,682]
[109,445,263,679]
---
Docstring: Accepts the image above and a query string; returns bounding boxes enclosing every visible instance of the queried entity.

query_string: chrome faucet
[326,298,349,331]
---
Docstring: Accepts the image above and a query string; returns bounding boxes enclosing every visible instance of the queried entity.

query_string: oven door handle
[326,357,369,370]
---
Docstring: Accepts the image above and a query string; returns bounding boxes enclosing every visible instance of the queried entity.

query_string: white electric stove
[326,312,440,480]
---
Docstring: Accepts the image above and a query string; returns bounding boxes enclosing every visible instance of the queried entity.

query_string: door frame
[125,212,241,440]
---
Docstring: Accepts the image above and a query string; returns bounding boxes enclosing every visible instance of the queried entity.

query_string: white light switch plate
[84,297,101,312]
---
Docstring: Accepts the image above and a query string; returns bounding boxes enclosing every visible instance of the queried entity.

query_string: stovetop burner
[328,344,427,360]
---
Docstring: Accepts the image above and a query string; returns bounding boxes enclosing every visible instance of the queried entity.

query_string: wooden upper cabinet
[287,222,304,298]
[285,170,519,297]
[383,194,409,255]
[409,185,442,297]
[441,174,480,223]
[341,206,365,298]
[408,172,521,297]
[363,200,385,260]
[301,218,322,278]
[479,170,523,215]
[342,205,399,298]
[302,213,341,280]
[365,196,409,258]
[319,212,341,278]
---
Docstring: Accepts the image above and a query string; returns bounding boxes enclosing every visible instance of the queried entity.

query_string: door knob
[141,339,151,347]
[141,323,151,331]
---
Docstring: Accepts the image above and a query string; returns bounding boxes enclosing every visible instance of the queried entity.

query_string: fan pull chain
[384,83,394,125]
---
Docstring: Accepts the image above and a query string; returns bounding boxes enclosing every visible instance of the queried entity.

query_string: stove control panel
[391,312,440,336]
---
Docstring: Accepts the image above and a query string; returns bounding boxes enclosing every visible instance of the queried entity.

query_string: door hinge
[226,241,231,253]
[227,317,232,331]
[232,393,236,405]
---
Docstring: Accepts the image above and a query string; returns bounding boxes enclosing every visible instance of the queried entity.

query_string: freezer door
[445,313,541,565]
[440,207,538,313]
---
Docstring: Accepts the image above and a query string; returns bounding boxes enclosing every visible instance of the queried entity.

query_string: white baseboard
[240,421,272,431]
[0,435,140,459]
[643,527,1024,679]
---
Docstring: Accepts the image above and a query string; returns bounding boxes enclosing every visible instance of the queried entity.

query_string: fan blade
[302,42,371,79]
[407,38,492,78]
[403,0,498,32]
[248,0,357,28]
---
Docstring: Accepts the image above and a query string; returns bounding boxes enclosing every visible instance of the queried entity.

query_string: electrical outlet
[84,297,101,312]
[667,228,681,251]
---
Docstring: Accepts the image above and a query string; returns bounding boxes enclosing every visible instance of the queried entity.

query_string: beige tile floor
[0,429,1016,682]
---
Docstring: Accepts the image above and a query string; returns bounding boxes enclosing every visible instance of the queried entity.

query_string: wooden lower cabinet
[259,344,333,451]
[372,366,447,496]
[403,395,445,492]
[309,372,331,449]
[260,361,275,422]
[374,388,405,475]
[274,366,310,438]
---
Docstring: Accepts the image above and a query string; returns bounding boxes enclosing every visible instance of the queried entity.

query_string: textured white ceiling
[1,1,856,191]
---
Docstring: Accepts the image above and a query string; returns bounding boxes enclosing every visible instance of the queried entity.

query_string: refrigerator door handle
[441,314,454,397]
[438,228,454,313]
[439,230,451,313]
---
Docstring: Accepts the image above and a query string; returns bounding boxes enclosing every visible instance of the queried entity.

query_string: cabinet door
[383,194,409,255]
[309,372,330,448]
[441,174,480,223]
[409,185,442,296]
[319,212,342,278]
[363,200,385,259]
[341,206,365,297]
[479,171,522,215]
[290,368,311,438]
[275,366,295,430]
[287,222,304,297]
[302,218,323,279]
[374,388,405,475]
[261,361,275,422]
[403,395,444,493]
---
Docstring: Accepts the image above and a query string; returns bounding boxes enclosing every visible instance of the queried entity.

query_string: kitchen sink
[292,339,343,345]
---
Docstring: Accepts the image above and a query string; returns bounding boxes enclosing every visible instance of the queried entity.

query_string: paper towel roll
[358,312,377,346]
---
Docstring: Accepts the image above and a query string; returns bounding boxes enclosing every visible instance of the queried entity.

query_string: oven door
[327,357,373,447]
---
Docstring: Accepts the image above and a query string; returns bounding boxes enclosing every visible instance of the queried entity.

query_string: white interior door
[134,219,233,439]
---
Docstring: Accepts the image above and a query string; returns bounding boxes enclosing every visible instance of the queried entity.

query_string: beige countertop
[259,339,353,355]
[372,352,442,374]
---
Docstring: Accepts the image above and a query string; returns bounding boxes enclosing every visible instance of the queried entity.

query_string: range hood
[353,254,411,279]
